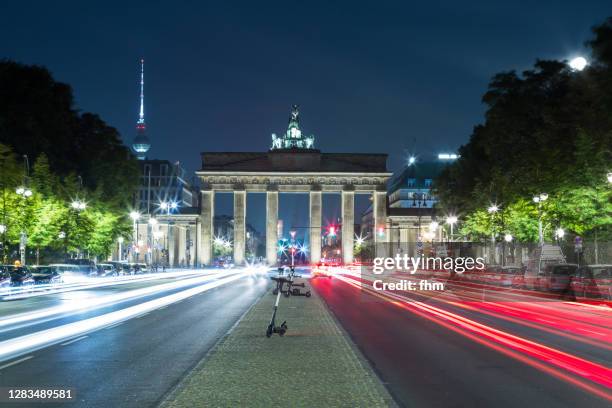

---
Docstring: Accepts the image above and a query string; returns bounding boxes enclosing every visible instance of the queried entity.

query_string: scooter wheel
[305,291,311,297]
[266,324,273,338]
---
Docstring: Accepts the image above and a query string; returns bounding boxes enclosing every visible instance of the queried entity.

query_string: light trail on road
[0,271,248,363]
[0,269,242,333]
[325,270,612,402]
[0,269,211,300]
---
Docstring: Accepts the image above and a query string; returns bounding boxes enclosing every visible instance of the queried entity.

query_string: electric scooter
[267,275,289,337]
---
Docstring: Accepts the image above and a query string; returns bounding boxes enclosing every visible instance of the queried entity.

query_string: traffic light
[328,226,336,236]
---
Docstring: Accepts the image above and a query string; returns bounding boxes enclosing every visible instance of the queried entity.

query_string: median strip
[161,278,395,407]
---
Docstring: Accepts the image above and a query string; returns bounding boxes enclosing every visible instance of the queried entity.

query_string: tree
[0,60,139,208]
[437,18,612,240]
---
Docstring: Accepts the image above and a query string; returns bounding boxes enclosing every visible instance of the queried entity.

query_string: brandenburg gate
[196,106,391,266]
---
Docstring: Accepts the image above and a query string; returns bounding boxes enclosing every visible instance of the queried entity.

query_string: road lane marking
[0,355,33,370]
[136,313,150,319]
[61,335,88,346]
[105,322,124,330]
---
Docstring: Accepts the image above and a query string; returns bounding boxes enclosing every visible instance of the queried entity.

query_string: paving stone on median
[161,278,395,408]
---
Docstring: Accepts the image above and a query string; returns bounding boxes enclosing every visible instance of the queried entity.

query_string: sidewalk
[160,277,395,407]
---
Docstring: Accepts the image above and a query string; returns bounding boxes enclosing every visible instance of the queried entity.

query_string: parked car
[31,265,63,284]
[49,264,90,282]
[96,263,119,277]
[524,245,566,290]
[498,266,523,287]
[511,267,527,289]
[128,263,149,274]
[6,266,34,286]
[108,261,130,275]
[64,258,97,276]
[0,266,12,287]
[536,264,578,293]
[571,264,612,300]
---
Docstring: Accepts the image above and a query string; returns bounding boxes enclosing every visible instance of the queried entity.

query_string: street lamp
[117,236,124,261]
[16,184,33,265]
[555,228,565,240]
[70,200,86,258]
[487,204,500,264]
[504,233,513,243]
[71,200,86,210]
[159,201,178,268]
[568,56,588,72]
[147,217,158,267]
[129,211,141,263]
[532,193,548,245]
[446,215,458,242]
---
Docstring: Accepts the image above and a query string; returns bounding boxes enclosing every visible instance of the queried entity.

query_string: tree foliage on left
[0,61,138,262]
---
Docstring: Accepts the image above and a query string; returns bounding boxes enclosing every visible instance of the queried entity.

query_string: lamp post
[446,215,458,242]
[148,217,158,266]
[159,201,178,267]
[16,186,32,265]
[70,200,86,258]
[15,155,32,265]
[487,204,499,264]
[532,193,548,245]
[129,211,141,263]
[117,236,124,261]
[0,224,5,264]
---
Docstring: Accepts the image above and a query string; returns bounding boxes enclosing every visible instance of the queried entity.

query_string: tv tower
[132,58,151,160]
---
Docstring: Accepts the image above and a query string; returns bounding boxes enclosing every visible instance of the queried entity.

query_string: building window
[424,179,432,187]
[407,178,416,187]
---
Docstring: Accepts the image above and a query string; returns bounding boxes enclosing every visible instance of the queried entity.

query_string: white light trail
[0,269,212,300]
[0,270,241,332]
[0,272,246,363]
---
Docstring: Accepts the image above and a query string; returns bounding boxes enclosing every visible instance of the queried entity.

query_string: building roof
[388,161,448,193]
[200,151,388,173]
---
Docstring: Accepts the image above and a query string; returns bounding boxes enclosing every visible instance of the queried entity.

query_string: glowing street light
[487,204,499,214]
[71,200,86,210]
[0,224,5,234]
[148,218,158,226]
[504,233,513,243]
[555,228,565,240]
[407,156,416,166]
[569,56,587,72]
[354,233,365,247]
[533,193,548,245]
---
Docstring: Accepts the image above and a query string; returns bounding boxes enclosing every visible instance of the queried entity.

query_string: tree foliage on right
[436,18,612,242]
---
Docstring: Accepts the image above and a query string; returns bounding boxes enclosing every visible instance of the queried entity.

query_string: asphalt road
[0,271,269,408]
[312,272,611,408]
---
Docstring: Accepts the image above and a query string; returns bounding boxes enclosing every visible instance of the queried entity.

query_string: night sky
[1,1,609,235]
